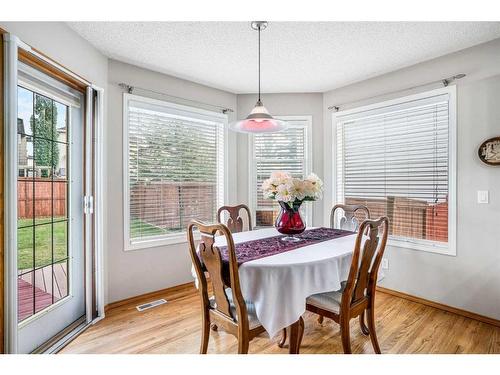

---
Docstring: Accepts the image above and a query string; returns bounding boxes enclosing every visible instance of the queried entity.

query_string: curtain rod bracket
[222,108,234,114]
[119,83,134,93]
[328,105,340,112]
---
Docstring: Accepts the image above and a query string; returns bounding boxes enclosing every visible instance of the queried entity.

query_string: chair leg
[340,317,352,354]
[238,336,250,354]
[317,315,324,324]
[211,323,218,331]
[288,320,302,354]
[278,316,304,350]
[359,311,369,336]
[367,306,381,354]
[200,314,210,354]
[298,316,305,348]
[278,328,287,348]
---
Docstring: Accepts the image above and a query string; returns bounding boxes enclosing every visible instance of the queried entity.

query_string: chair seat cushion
[306,281,347,314]
[209,288,261,329]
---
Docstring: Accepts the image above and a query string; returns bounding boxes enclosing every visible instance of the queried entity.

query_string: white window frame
[248,115,313,227]
[123,93,228,251]
[332,87,457,256]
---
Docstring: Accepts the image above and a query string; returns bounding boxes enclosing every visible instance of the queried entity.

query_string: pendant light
[230,21,288,133]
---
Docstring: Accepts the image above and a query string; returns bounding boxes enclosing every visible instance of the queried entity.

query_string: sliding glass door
[3,33,103,354]
[16,64,86,353]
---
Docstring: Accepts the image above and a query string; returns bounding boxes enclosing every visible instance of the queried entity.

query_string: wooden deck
[18,263,68,322]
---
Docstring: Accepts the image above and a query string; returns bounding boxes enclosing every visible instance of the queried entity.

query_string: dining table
[193,226,360,354]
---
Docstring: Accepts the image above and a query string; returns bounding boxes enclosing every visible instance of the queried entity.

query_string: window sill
[125,233,190,251]
[387,237,456,256]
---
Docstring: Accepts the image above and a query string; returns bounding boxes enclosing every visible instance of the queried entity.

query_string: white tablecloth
[194,227,359,338]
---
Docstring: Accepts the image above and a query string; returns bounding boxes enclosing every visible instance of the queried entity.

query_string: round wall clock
[478,136,500,166]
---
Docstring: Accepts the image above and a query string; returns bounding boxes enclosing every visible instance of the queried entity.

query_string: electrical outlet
[477,190,489,204]
[381,258,389,270]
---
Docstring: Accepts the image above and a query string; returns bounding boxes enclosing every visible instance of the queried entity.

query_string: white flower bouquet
[262,171,324,207]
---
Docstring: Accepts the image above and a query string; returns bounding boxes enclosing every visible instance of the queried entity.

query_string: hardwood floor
[61,284,500,354]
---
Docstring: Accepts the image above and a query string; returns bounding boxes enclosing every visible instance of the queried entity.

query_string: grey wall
[106,60,238,303]
[0,22,108,87]
[236,93,324,225]
[323,38,500,320]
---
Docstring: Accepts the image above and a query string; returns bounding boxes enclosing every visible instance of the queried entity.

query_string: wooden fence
[20,173,446,242]
[18,178,67,219]
[345,196,448,242]
[256,196,448,242]
[130,181,217,231]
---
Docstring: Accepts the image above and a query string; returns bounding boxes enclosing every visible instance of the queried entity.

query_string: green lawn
[18,218,175,271]
[130,219,179,239]
[17,218,68,271]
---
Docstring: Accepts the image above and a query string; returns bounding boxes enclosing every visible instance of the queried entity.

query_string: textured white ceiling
[67,22,500,93]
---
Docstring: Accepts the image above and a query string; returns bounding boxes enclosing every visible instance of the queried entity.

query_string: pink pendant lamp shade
[229,21,288,134]
[230,100,288,133]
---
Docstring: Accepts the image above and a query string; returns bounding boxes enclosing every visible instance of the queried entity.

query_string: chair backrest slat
[198,232,233,317]
[217,204,252,233]
[342,217,389,307]
[330,204,370,232]
[187,220,248,325]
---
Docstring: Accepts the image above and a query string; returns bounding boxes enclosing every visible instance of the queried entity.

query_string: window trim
[332,86,457,256]
[248,115,313,228]
[122,93,228,251]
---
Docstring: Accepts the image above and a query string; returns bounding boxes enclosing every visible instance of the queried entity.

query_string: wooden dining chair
[277,205,371,350]
[330,203,370,232]
[313,204,372,326]
[305,217,389,354]
[217,204,253,233]
[213,205,253,332]
[188,219,266,354]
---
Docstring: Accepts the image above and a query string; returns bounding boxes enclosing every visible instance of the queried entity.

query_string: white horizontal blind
[253,118,309,227]
[126,96,225,245]
[336,93,450,245]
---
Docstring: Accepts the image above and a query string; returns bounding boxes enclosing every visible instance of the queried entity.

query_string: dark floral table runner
[219,227,355,266]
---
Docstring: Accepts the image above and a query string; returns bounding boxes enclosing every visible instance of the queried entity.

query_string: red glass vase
[275,201,306,241]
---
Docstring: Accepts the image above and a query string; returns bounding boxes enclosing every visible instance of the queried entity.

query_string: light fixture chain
[258,24,261,102]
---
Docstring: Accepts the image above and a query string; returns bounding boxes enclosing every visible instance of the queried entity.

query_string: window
[124,94,227,250]
[250,116,312,227]
[334,87,456,255]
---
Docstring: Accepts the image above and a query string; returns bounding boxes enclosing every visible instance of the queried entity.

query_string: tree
[30,95,59,176]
